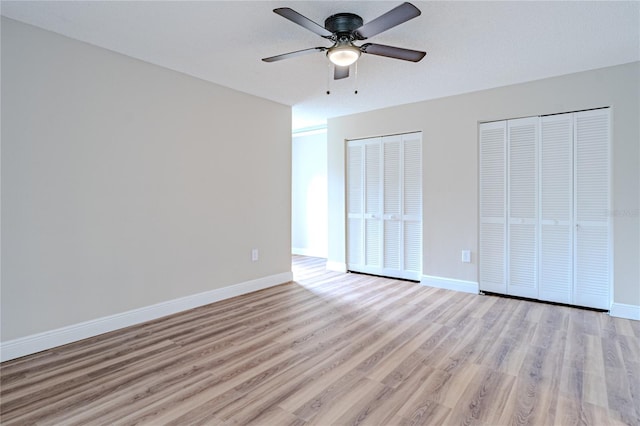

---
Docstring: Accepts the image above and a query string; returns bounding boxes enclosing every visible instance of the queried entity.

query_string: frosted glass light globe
[327,45,361,66]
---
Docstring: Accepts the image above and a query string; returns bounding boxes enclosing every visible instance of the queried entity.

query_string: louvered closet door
[480,109,610,309]
[347,133,422,280]
[574,109,610,309]
[403,133,423,279]
[479,121,507,294]
[539,114,574,303]
[382,134,423,280]
[382,136,403,276]
[507,117,539,298]
[347,137,383,274]
[364,140,383,269]
[347,142,365,269]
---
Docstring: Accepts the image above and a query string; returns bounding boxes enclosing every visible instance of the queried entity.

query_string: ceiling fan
[262,2,426,80]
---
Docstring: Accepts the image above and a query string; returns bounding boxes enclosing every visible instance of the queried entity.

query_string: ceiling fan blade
[361,43,426,62]
[334,66,350,80]
[262,47,327,63]
[273,8,333,38]
[355,2,421,39]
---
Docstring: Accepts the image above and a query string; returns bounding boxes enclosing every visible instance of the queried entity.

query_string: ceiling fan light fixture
[264,3,426,79]
[327,44,361,67]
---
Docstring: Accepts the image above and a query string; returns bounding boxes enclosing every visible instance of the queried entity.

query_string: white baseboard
[421,275,479,294]
[0,271,293,362]
[292,247,328,258]
[325,260,347,273]
[609,303,640,321]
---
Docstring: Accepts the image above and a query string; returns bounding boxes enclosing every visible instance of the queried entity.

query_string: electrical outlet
[461,250,471,263]
[251,249,259,262]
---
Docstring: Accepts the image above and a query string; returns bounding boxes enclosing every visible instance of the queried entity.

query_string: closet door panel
[383,136,401,216]
[480,223,505,292]
[348,218,363,266]
[540,226,572,302]
[539,114,573,303]
[347,143,364,268]
[574,109,610,309]
[364,142,382,267]
[365,220,381,266]
[384,221,402,271]
[575,111,610,223]
[404,221,422,274]
[479,121,507,293]
[403,133,422,278]
[508,224,537,297]
[383,136,402,273]
[403,133,422,219]
[575,227,609,308]
[507,117,538,298]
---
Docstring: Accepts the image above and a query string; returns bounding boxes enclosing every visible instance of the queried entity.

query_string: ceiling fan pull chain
[326,63,331,95]
[354,61,359,94]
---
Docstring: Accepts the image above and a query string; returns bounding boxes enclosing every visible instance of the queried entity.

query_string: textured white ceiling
[2,1,639,129]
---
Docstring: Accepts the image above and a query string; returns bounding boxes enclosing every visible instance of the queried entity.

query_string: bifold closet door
[347,142,364,268]
[480,108,611,310]
[346,137,382,273]
[480,118,542,298]
[383,136,402,275]
[381,133,422,280]
[507,117,539,298]
[401,132,423,278]
[347,133,422,281]
[364,140,382,269]
[574,109,610,309]
[479,121,507,294]
[539,114,574,303]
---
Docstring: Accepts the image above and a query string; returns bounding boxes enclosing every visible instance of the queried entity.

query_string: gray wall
[1,18,292,341]
[328,62,640,306]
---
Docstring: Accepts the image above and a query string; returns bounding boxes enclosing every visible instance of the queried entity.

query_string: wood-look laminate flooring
[1,255,639,425]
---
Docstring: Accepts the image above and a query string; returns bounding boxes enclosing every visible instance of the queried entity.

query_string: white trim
[609,303,640,321]
[421,275,479,294]
[326,260,347,273]
[0,271,293,362]
[292,126,327,137]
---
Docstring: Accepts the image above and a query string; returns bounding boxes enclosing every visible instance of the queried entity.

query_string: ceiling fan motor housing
[324,13,364,40]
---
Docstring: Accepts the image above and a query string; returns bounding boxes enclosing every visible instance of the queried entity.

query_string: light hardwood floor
[1,255,639,425]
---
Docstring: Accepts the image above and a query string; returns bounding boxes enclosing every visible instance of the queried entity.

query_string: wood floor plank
[311,377,388,426]
[554,396,626,426]
[445,367,516,425]
[357,363,444,425]
[290,369,364,421]
[366,322,442,383]
[583,371,610,409]
[1,255,638,425]
[393,368,453,425]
